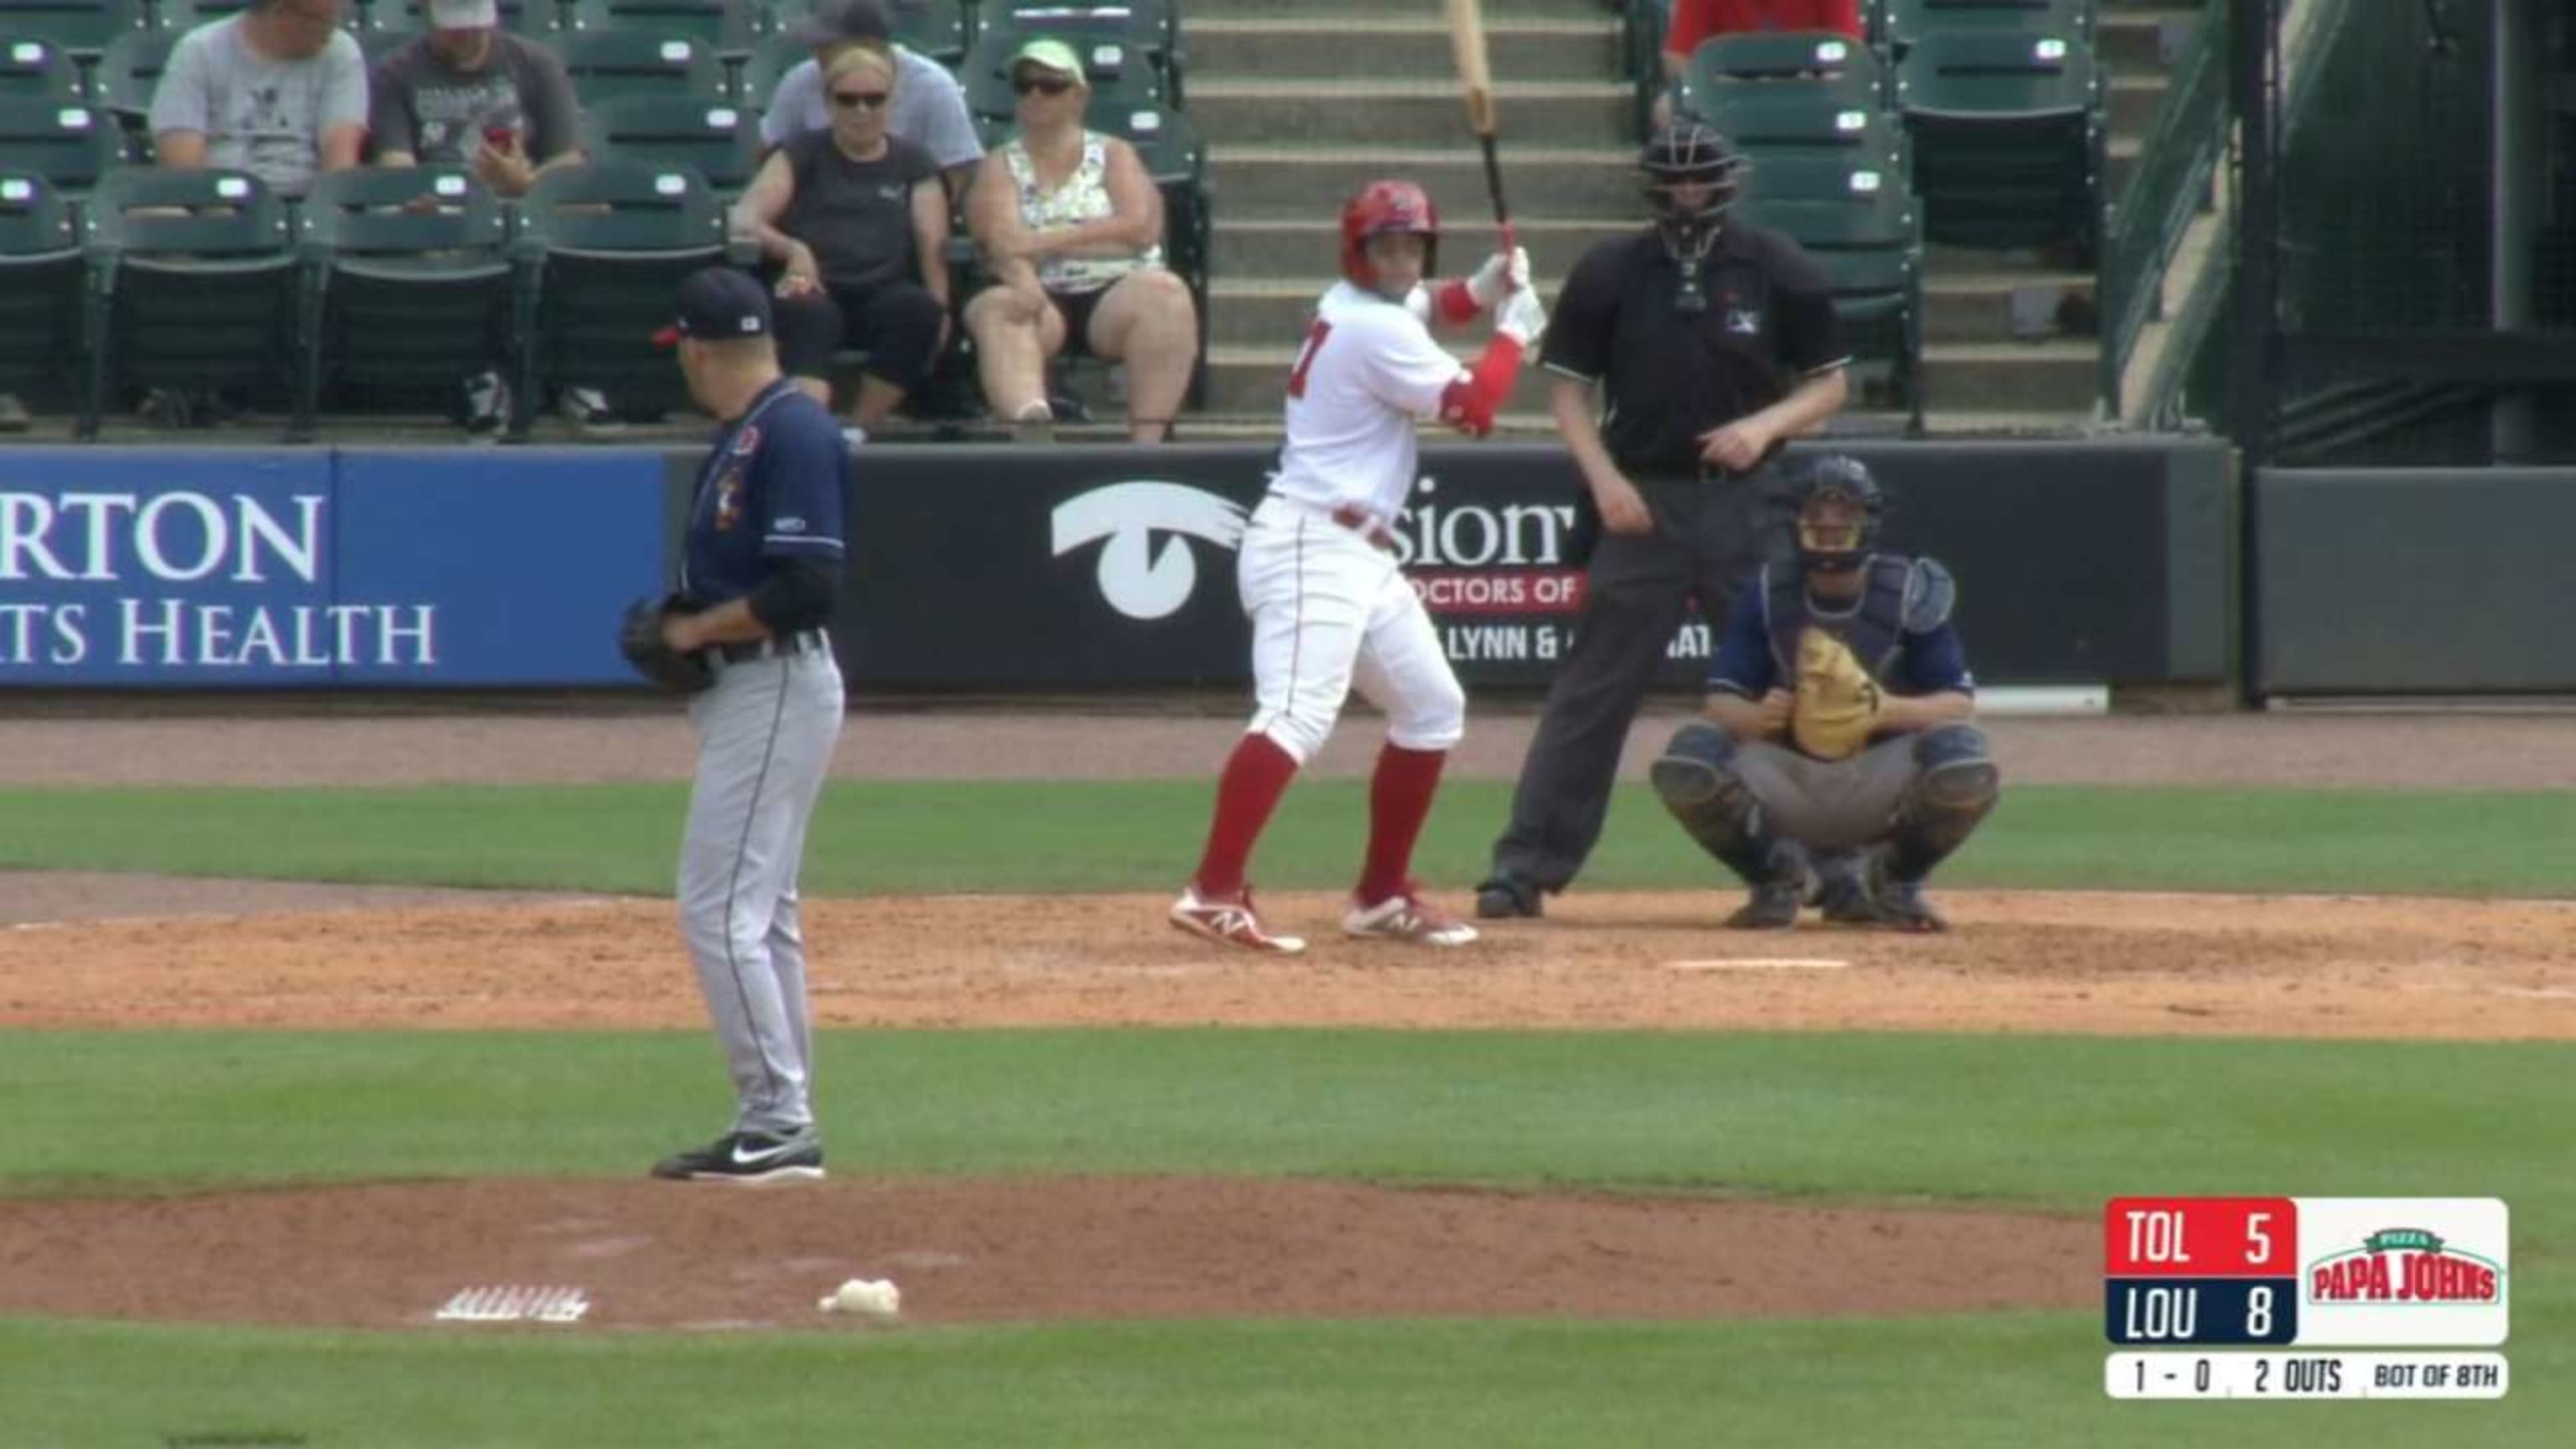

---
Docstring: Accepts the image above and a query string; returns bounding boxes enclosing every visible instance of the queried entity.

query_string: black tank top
[779,132,935,293]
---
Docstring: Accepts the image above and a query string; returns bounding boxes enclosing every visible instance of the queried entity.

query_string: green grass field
[9,781,2566,1446]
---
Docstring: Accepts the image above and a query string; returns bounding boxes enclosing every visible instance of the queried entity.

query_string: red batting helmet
[1340,179,1441,292]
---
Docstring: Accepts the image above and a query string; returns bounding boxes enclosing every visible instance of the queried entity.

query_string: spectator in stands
[1654,0,1866,130]
[760,0,984,198]
[732,44,951,440]
[368,0,591,433]
[962,39,1196,444]
[369,0,580,198]
[150,0,369,199]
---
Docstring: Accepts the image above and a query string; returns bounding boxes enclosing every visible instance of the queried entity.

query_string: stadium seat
[0,36,79,98]
[1897,28,2101,257]
[580,92,761,190]
[0,96,126,194]
[1742,153,1906,205]
[767,0,974,65]
[733,29,804,106]
[508,159,730,435]
[1691,89,1911,174]
[957,24,1164,127]
[0,171,86,416]
[1736,180,1924,427]
[559,29,724,104]
[558,0,759,55]
[293,165,517,434]
[80,166,300,439]
[981,2,1184,106]
[1674,30,1895,115]
[1882,0,2095,56]
[91,29,173,138]
[367,0,564,34]
[0,0,148,57]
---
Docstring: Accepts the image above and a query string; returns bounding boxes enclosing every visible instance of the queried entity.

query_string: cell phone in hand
[483,126,517,152]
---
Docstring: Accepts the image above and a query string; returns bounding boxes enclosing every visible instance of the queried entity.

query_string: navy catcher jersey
[1706,564,1976,699]
[680,379,849,606]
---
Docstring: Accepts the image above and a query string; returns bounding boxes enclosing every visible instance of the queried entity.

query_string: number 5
[2246,1212,2273,1265]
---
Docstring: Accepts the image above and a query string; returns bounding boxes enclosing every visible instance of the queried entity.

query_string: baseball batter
[1649,456,2001,931]
[647,268,849,1182]
[1170,179,1546,953]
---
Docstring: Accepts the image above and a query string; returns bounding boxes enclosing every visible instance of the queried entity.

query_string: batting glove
[1467,246,1532,309]
[1495,286,1547,348]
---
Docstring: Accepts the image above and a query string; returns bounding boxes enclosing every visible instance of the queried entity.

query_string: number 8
[2246,1285,2273,1337]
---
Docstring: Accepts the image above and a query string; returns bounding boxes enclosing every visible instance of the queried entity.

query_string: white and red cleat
[1169,886,1307,955]
[1342,889,1480,947]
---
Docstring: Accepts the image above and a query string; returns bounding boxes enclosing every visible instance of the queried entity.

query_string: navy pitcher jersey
[680,380,849,605]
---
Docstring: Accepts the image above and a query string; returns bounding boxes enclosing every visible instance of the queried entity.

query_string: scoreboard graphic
[2102,1197,2509,1400]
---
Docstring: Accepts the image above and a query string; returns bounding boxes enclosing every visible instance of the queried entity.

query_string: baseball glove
[618,594,714,693]
[1789,626,1883,761]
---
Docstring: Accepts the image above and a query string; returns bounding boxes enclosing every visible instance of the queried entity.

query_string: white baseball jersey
[1269,281,1470,527]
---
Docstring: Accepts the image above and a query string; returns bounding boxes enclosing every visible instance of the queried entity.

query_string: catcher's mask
[1341,179,1441,296]
[1784,455,1886,574]
[1640,119,1746,301]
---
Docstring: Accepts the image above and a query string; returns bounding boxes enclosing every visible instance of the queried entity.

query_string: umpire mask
[1640,120,1746,305]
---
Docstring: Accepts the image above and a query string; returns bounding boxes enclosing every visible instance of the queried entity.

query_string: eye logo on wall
[1049,482,1249,621]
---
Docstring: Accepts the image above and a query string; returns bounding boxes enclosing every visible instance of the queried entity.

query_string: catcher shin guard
[1883,724,2000,882]
[1649,721,1791,886]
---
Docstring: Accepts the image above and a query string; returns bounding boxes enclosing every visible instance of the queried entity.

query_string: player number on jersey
[1287,319,1335,399]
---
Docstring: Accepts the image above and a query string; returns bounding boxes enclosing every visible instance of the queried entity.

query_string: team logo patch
[731,424,761,457]
[714,468,745,531]
[1726,307,1762,335]
[1050,482,1250,621]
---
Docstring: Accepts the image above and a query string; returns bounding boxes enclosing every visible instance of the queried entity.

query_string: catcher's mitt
[618,594,714,693]
[1789,626,1883,761]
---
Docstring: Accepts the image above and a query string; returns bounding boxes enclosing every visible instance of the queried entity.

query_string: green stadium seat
[1735,182,1924,427]
[91,29,172,139]
[1742,152,1907,206]
[767,0,975,65]
[957,24,1164,127]
[0,96,126,193]
[1692,88,1910,175]
[0,0,148,58]
[580,92,761,190]
[559,0,759,55]
[80,166,299,439]
[1883,0,2095,55]
[559,28,724,104]
[1897,28,2101,257]
[734,29,804,106]
[0,171,86,414]
[509,158,730,434]
[0,36,79,98]
[1672,30,1896,121]
[292,165,517,433]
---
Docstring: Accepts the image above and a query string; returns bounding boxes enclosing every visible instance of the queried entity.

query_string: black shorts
[772,282,945,392]
[1050,284,1111,360]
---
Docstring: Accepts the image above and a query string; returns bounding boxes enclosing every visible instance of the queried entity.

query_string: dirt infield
[1,709,2565,1332]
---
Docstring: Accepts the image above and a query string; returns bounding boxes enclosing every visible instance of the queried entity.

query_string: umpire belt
[711,628,828,666]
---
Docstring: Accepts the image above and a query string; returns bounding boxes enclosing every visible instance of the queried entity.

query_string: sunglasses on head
[830,90,892,111]
[1012,75,1075,96]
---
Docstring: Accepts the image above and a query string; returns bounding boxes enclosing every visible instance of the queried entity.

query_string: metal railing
[2096,10,2225,421]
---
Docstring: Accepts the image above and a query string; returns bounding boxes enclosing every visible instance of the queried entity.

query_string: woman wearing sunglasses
[963,39,1198,443]
[731,44,951,439]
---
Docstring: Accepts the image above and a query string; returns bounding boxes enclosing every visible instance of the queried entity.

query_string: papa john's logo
[1050,482,1249,621]
[2307,1228,2505,1307]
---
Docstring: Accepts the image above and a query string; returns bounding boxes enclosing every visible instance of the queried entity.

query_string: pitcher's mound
[0,1176,2092,1330]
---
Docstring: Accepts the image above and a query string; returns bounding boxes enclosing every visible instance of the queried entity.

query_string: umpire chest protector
[1761,554,1951,683]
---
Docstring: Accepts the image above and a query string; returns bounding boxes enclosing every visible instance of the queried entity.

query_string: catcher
[1648,455,2000,931]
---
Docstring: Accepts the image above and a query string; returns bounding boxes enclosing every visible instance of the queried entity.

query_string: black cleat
[1816,871,1881,926]
[1473,875,1544,919]
[1871,879,1950,933]
[652,1128,825,1183]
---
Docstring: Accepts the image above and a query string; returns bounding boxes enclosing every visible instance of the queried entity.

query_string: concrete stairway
[1177,0,2195,434]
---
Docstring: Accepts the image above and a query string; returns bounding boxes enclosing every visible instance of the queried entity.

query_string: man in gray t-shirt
[369,0,580,196]
[760,0,982,195]
[149,0,369,197]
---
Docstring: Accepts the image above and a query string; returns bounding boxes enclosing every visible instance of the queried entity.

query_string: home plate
[1665,958,1849,972]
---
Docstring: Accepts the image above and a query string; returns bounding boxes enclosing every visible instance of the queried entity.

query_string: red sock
[1357,743,1446,904]
[1192,733,1300,899]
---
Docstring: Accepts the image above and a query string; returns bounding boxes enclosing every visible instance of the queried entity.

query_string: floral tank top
[1003,132,1163,294]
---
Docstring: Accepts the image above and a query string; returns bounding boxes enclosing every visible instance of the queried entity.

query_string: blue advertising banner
[0,449,666,688]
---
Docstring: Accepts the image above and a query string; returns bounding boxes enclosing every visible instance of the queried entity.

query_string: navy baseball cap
[652,267,772,347]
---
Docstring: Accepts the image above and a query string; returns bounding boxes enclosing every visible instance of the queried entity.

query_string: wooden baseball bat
[1445,0,1514,256]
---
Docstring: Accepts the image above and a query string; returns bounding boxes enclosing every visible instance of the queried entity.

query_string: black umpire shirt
[1540,221,1849,476]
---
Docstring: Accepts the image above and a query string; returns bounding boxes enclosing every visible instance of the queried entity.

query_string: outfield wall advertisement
[2,440,2229,691]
